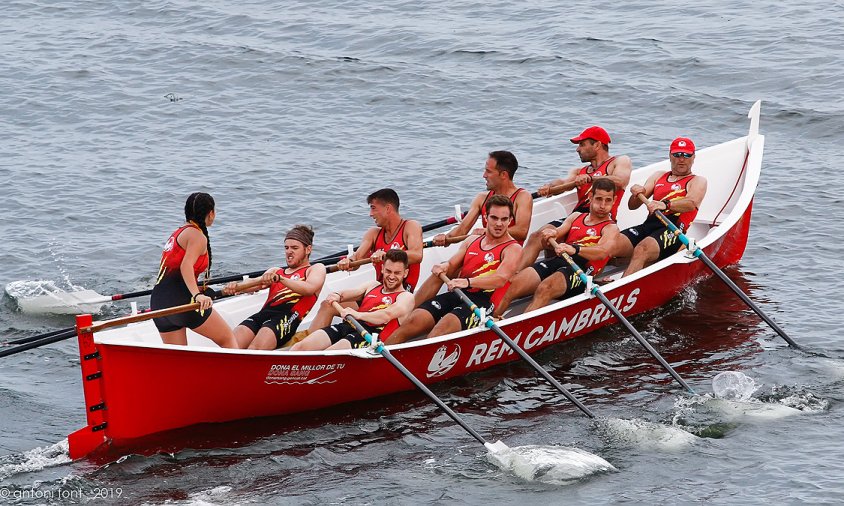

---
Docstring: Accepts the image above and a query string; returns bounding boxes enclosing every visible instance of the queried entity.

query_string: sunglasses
[672,152,694,158]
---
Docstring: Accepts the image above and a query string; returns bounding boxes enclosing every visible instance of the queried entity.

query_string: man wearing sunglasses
[610,137,708,278]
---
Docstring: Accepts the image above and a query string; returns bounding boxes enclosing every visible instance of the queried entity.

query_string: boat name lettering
[466,288,640,367]
[264,363,345,385]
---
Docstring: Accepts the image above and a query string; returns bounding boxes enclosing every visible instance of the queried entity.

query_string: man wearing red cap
[516,126,631,272]
[609,137,708,278]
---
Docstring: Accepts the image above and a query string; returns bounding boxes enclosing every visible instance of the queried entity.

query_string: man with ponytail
[223,225,327,350]
[150,192,239,348]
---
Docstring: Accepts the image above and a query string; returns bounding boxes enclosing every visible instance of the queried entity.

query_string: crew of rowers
[149,127,707,350]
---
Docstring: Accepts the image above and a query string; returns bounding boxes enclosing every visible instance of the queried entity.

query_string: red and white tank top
[652,172,698,230]
[371,220,420,291]
[263,265,317,320]
[480,188,524,228]
[574,157,624,219]
[155,223,209,284]
[459,235,518,294]
[565,213,614,274]
[358,284,404,338]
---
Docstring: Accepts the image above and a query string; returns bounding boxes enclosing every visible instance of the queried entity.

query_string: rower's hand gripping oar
[330,301,499,451]
[548,239,697,395]
[532,180,580,199]
[437,273,596,418]
[636,193,800,350]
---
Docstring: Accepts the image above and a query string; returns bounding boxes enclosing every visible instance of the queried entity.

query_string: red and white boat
[68,101,765,460]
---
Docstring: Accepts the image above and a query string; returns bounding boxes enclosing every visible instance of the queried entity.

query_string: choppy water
[2,1,844,504]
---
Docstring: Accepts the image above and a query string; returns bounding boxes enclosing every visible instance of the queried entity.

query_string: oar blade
[6,281,108,315]
[486,444,616,485]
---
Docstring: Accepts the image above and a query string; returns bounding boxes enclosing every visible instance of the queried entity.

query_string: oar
[323,235,469,274]
[438,274,596,418]
[636,194,800,349]
[530,181,579,199]
[0,278,276,358]
[548,239,697,395]
[330,301,617,482]
[331,302,495,448]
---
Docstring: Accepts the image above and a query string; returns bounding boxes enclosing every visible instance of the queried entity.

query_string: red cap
[669,137,695,154]
[570,126,611,145]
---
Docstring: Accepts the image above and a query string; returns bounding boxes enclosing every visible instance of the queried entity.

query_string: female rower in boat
[222,225,327,350]
[149,192,239,348]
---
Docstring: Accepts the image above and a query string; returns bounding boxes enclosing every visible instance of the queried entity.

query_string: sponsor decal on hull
[265,362,346,385]
[427,344,461,378]
[465,288,640,368]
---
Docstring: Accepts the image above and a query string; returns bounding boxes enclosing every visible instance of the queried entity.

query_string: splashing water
[594,417,698,450]
[711,371,758,401]
[4,280,106,314]
[485,441,616,485]
[0,439,71,480]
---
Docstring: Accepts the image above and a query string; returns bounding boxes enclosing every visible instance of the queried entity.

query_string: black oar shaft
[0,330,76,358]
[553,247,696,395]
[440,275,595,418]
[340,311,487,445]
[7,328,73,346]
[649,206,800,350]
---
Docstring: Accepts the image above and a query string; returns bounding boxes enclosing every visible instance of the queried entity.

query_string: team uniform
[238,265,317,348]
[550,157,624,225]
[532,213,614,298]
[324,285,404,348]
[368,220,420,291]
[150,223,212,333]
[620,172,699,259]
[419,235,517,330]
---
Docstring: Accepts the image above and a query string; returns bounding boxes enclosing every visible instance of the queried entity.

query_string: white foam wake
[486,441,616,485]
[595,417,698,450]
[0,439,71,480]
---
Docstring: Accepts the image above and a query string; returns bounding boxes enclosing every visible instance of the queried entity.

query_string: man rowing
[305,188,422,335]
[386,195,522,344]
[608,137,708,278]
[289,249,415,351]
[493,177,619,317]
[517,126,631,272]
[432,150,532,245]
[222,225,326,350]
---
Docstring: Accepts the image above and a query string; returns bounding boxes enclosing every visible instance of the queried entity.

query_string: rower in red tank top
[155,223,209,284]
[371,219,420,291]
[223,225,327,350]
[615,136,709,278]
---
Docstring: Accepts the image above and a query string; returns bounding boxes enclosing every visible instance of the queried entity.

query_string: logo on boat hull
[427,344,461,378]
[264,362,346,385]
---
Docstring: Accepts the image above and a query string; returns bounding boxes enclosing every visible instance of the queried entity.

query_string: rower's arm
[579,224,620,261]
[627,172,661,210]
[605,155,633,190]
[349,228,378,261]
[508,192,534,242]
[672,176,708,213]
[277,264,327,296]
[333,280,378,305]
[351,291,415,326]
[402,220,424,266]
[433,236,473,278]
[179,228,207,298]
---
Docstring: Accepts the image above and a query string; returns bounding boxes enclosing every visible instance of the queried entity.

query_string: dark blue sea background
[2,1,843,504]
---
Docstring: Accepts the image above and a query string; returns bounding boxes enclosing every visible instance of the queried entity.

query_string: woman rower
[223,225,326,350]
[149,192,238,348]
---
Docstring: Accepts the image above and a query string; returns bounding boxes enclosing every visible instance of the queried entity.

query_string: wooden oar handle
[80,299,208,334]
[326,257,374,274]
[536,181,578,198]
[423,234,469,248]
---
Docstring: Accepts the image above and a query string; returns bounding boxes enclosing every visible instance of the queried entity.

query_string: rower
[222,225,327,350]
[289,249,415,351]
[494,177,619,317]
[517,126,631,273]
[386,195,522,344]
[305,188,423,334]
[149,192,238,348]
[607,137,708,278]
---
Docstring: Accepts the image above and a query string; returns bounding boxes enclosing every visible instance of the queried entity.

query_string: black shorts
[150,276,213,333]
[530,256,588,299]
[548,203,589,228]
[418,290,492,331]
[324,321,379,349]
[239,307,303,348]
[620,215,685,260]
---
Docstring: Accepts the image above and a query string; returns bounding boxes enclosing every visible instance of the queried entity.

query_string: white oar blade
[707,371,802,421]
[486,442,615,485]
[6,281,108,315]
[594,417,698,451]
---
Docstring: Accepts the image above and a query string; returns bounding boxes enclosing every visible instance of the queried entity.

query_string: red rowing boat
[68,101,765,460]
